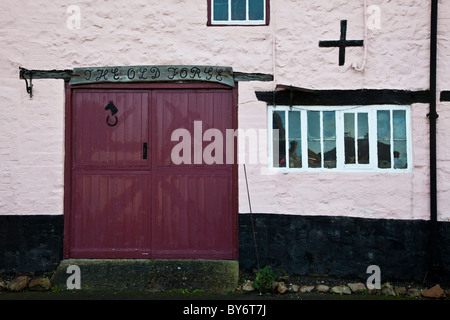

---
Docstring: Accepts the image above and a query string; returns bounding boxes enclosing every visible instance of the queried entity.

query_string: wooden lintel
[19,67,273,83]
[19,67,73,81]
[440,91,450,102]
[256,88,431,106]
[275,84,315,93]
[233,72,273,82]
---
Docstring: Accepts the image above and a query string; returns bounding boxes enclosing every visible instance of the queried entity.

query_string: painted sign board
[69,65,235,87]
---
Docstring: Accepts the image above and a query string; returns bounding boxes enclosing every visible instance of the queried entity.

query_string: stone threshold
[50,259,239,293]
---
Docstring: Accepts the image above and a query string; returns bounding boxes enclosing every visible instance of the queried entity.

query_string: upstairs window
[269,105,411,171]
[208,0,269,26]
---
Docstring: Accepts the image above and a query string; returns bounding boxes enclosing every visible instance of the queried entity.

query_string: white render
[0,1,449,221]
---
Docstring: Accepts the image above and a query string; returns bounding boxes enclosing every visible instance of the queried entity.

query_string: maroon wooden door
[70,90,151,258]
[151,89,235,259]
[66,84,237,260]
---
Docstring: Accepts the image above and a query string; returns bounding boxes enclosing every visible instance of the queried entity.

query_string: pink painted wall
[0,0,449,221]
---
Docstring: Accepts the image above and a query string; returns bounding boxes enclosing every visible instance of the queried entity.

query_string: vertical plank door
[151,89,236,259]
[67,85,237,260]
[71,90,151,258]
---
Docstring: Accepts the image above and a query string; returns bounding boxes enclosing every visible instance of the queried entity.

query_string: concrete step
[50,259,239,293]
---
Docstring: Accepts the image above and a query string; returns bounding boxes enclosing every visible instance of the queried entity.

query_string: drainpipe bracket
[427,112,439,120]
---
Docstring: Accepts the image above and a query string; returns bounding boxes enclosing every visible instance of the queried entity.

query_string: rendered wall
[0,1,449,222]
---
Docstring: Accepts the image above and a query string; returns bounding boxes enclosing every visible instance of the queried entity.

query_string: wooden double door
[64,83,238,260]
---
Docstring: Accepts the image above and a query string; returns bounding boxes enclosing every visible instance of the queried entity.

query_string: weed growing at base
[253,266,277,294]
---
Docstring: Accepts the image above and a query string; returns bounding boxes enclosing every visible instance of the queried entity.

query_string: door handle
[143,142,148,160]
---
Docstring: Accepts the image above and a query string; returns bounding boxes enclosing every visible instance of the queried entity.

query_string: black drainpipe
[428,0,440,280]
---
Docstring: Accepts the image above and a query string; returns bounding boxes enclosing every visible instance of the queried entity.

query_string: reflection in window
[249,0,264,20]
[213,0,229,21]
[377,110,391,169]
[358,113,369,164]
[231,0,246,20]
[344,112,369,165]
[323,111,336,168]
[289,111,302,168]
[270,106,409,171]
[272,110,286,167]
[307,111,321,168]
[393,110,407,169]
[307,111,336,168]
[344,113,355,164]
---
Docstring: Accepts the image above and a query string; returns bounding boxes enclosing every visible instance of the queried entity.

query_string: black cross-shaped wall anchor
[319,20,364,66]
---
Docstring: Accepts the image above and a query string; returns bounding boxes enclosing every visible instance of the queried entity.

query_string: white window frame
[211,0,267,26]
[268,105,412,172]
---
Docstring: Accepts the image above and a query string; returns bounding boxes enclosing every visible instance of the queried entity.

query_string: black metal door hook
[105,101,118,127]
[105,101,118,115]
[19,67,33,98]
[106,115,118,127]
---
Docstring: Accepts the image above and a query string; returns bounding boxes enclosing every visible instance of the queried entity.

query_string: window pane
[289,111,301,140]
[323,111,336,139]
[273,111,286,167]
[214,0,229,21]
[323,140,336,168]
[357,113,369,164]
[393,110,407,169]
[323,111,336,168]
[377,110,391,168]
[308,141,321,168]
[344,113,355,164]
[393,110,406,139]
[231,0,246,20]
[307,111,320,139]
[249,0,264,20]
[288,111,302,168]
[307,111,321,168]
